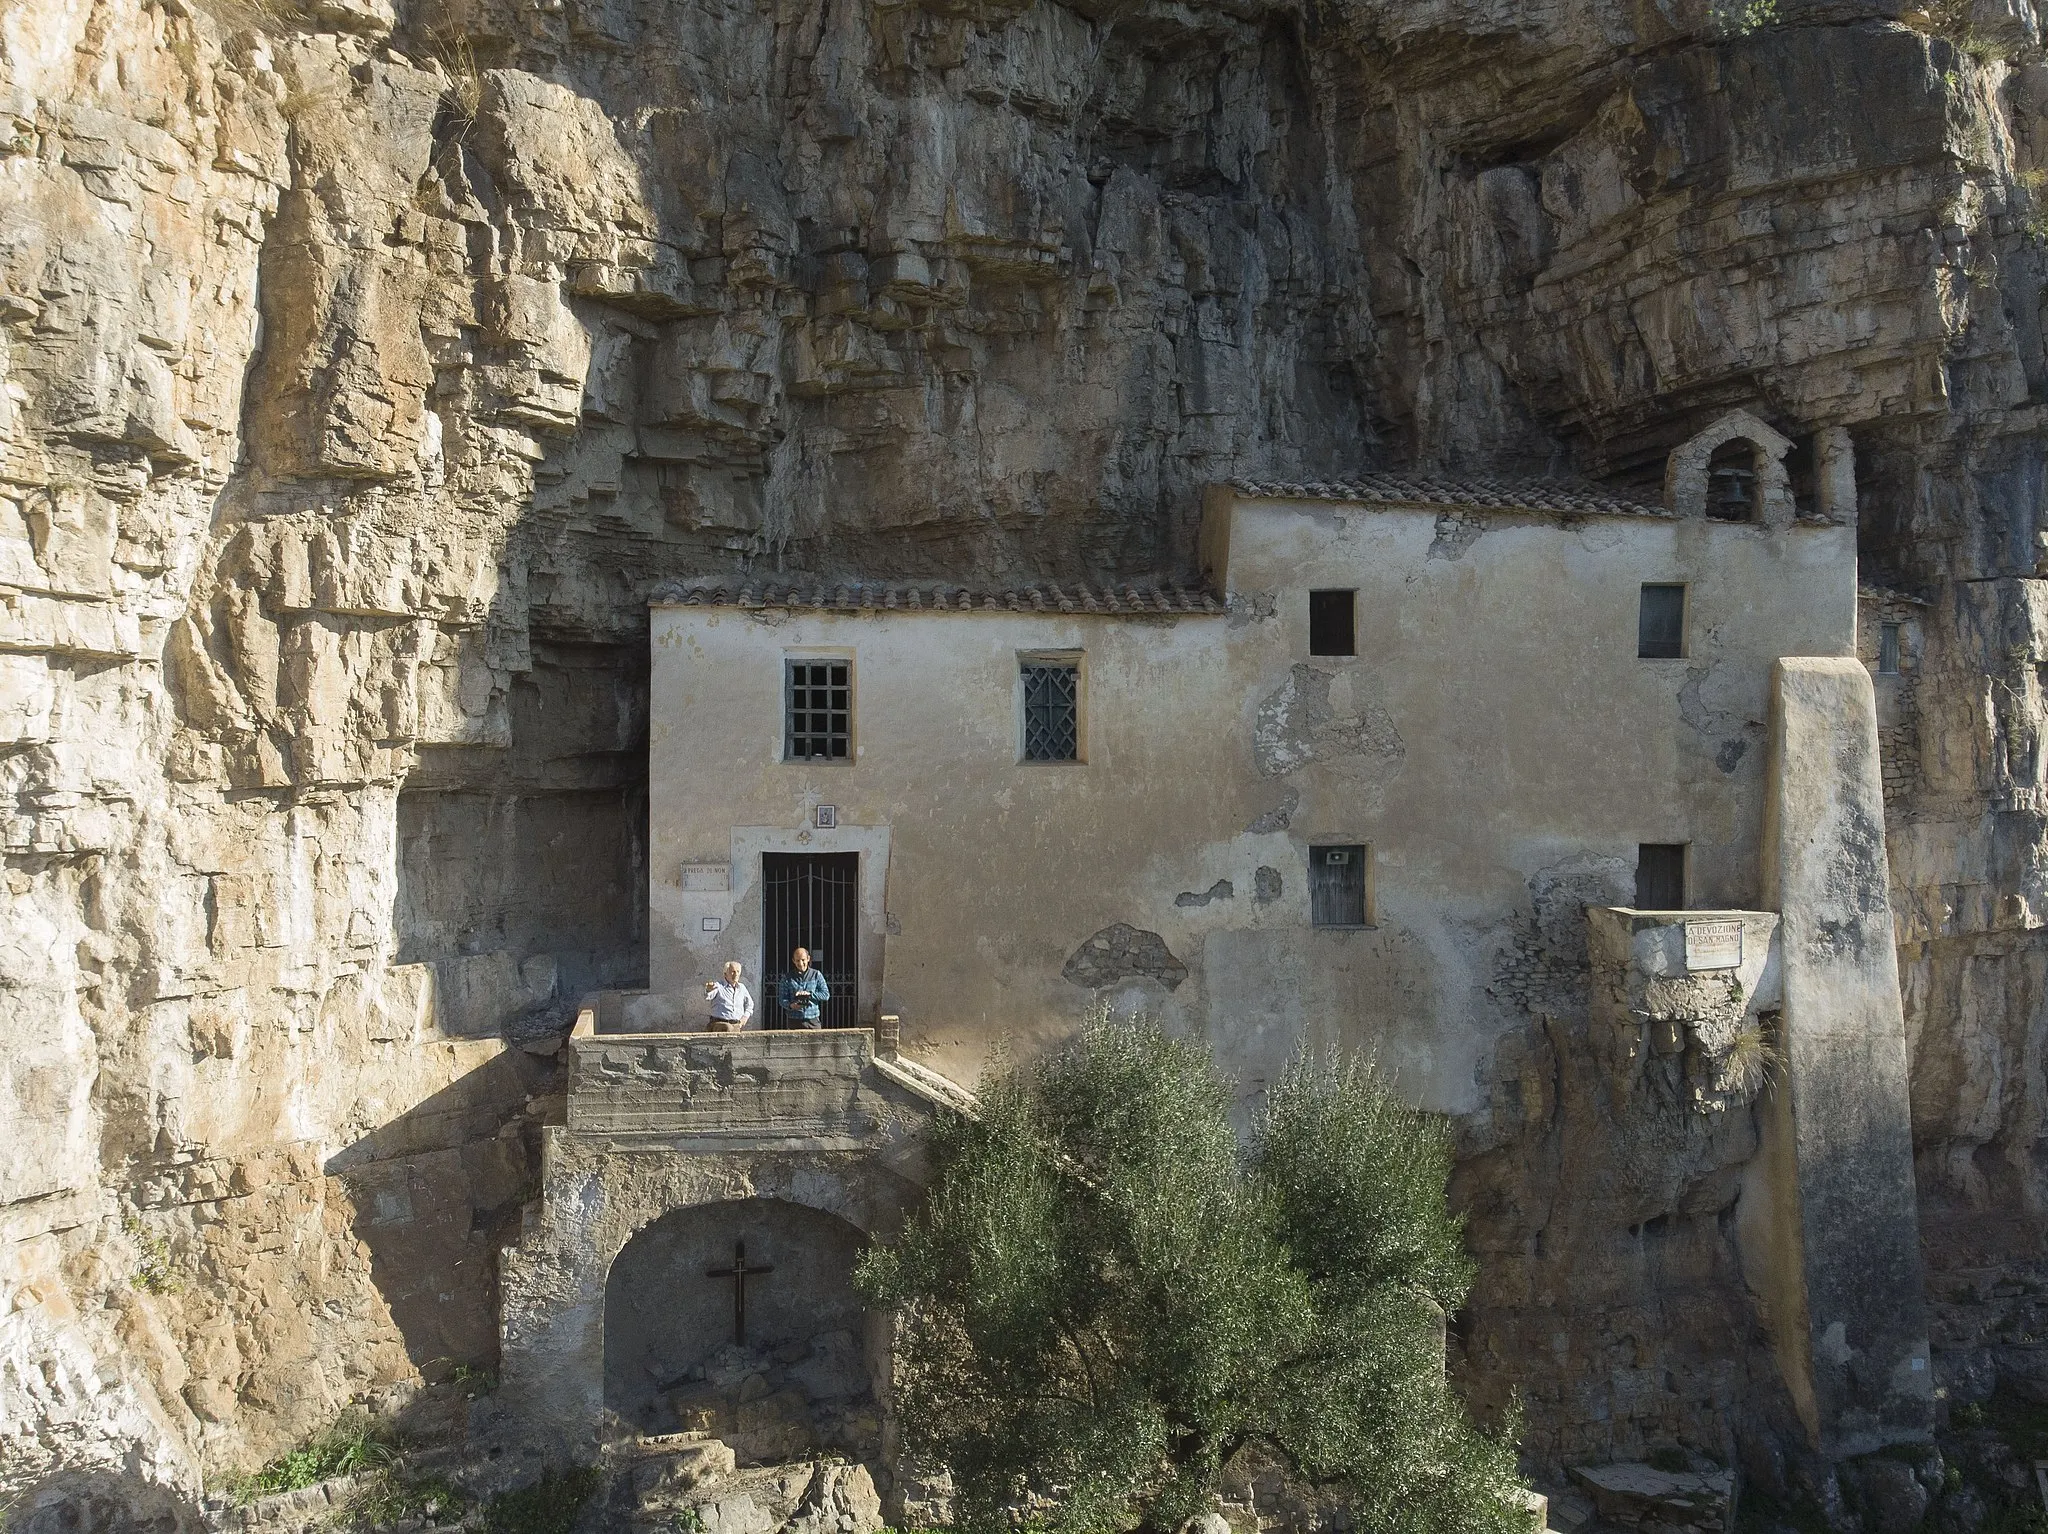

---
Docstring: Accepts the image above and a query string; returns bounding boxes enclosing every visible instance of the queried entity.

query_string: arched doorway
[603,1199,882,1458]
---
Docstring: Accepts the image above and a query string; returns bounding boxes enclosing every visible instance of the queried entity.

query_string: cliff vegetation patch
[224,1409,396,1503]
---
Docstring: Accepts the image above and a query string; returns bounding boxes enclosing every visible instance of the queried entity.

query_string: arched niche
[1664,408,1795,528]
[602,1197,886,1457]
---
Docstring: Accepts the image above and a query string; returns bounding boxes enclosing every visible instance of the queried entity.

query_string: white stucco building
[641,427,1852,1109]
[500,413,1930,1463]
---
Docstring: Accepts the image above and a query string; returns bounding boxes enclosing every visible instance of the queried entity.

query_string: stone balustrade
[562,1013,966,1141]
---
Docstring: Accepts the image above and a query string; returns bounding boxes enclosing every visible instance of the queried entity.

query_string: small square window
[1021,659,1080,762]
[786,658,851,761]
[1877,622,1902,675]
[1309,844,1370,927]
[1638,585,1686,659]
[1636,843,1687,910]
[1309,590,1355,657]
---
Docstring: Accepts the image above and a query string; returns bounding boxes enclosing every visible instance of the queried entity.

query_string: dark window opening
[1309,844,1369,927]
[1785,433,1816,518]
[1636,843,1687,910]
[1022,660,1080,762]
[1878,622,1902,676]
[1638,584,1686,659]
[1309,590,1356,657]
[785,659,851,761]
[1706,440,1761,522]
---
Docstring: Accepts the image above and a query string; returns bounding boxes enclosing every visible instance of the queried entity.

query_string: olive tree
[854,1014,1527,1534]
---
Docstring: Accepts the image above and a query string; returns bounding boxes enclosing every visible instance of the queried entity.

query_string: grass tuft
[1716,1020,1783,1100]
[432,31,485,133]
[336,1469,468,1529]
[226,1410,398,1504]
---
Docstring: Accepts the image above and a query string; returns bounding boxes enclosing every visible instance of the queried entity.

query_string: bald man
[777,947,831,1029]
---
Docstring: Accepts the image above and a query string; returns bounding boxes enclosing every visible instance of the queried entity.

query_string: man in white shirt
[703,961,755,1032]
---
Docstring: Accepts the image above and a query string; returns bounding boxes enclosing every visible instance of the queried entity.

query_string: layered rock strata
[5,0,2048,1519]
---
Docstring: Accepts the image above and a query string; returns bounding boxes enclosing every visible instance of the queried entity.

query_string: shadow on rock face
[8,1468,202,1534]
[323,1046,558,1387]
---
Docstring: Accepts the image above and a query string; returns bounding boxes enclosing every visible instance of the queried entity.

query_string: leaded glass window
[786,659,851,761]
[1021,661,1080,762]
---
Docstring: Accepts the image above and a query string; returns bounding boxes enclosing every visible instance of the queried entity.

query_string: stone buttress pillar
[1754,656,1931,1453]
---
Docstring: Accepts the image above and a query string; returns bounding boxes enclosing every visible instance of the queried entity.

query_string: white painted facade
[643,468,1857,1110]
[507,420,1929,1459]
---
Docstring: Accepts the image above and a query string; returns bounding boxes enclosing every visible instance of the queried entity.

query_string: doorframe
[728,824,890,1027]
[759,851,861,1028]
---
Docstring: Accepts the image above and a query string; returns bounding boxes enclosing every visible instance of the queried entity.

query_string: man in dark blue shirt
[778,947,830,1029]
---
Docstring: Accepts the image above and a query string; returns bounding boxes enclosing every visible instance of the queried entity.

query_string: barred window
[785,659,851,761]
[1021,660,1080,762]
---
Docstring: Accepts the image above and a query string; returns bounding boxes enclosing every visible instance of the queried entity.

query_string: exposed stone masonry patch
[1426,511,1484,561]
[1251,664,1406,790]
[1062,925,1189,991]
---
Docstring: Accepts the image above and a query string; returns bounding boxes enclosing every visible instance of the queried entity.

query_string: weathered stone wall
[6,0,2048,1515]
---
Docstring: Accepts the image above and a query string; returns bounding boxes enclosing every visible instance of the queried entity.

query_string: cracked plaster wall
[7,0,2048,1510]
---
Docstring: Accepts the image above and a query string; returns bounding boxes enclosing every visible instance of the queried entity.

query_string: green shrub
[124,1218,183,1295]
[1709,0,1778,37]
[226,1410,397,1503]
[481,1466,602,1534]
[447,1362,498,1396]
[856,1013,1527,1534]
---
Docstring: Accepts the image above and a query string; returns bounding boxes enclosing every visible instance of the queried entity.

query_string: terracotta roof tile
[1228,473,1671,519]
[651,580,1225,615]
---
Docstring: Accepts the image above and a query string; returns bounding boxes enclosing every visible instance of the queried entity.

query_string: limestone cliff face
[4,0,2046,1510]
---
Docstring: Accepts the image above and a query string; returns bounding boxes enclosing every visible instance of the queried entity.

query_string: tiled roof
[650,580,1225,615]
[1228,473,1671,519]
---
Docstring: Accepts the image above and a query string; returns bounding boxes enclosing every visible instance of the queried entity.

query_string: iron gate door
[760,853,859,1029]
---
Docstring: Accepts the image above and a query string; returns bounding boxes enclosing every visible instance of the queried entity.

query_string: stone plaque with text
[1684,919,1743,971]
[681,863,730,892]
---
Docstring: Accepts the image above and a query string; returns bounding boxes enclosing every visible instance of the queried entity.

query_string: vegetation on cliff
[856,1014,1524,1534]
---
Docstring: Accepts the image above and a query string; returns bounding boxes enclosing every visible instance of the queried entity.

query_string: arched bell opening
[1706,437,1764,521]
[602,1197,887,1460]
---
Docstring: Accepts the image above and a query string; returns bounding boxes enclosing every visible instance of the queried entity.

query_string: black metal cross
[705,1239,774,1345]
